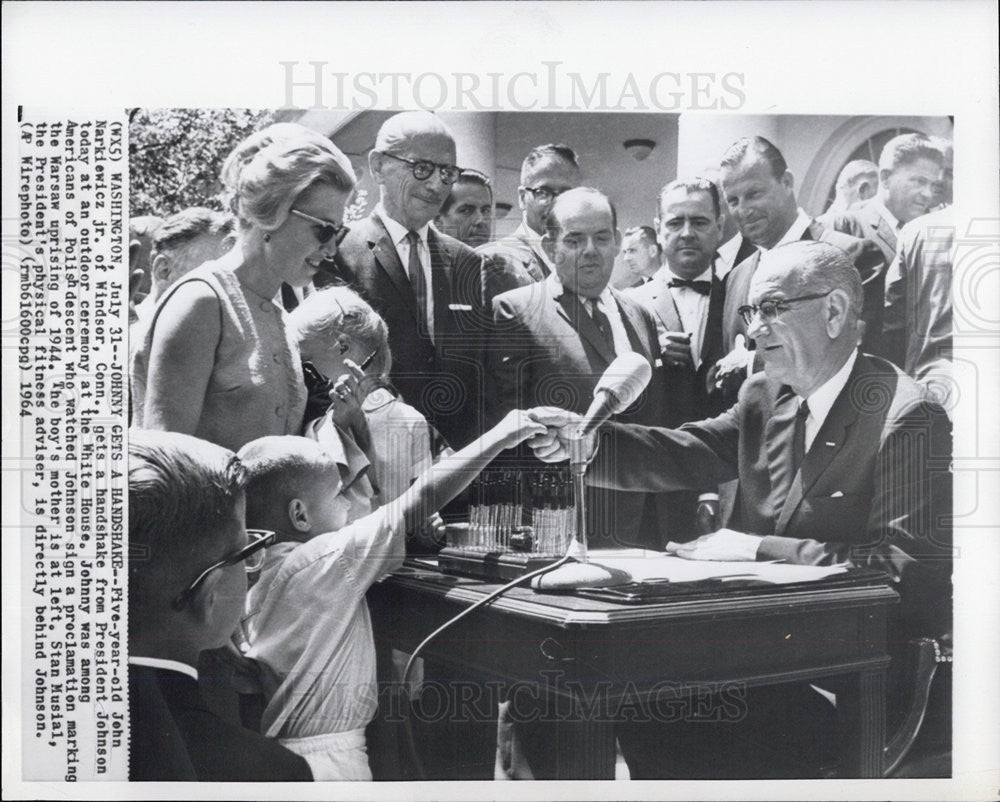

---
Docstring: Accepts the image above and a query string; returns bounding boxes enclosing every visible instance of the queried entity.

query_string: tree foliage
[129,108,275,217]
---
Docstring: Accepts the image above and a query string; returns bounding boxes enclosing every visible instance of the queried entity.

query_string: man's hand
[659,331,695,370]
[523,407,595,463]
[495,408,549,450]
[709,334,752,397]
[665,528,763,561]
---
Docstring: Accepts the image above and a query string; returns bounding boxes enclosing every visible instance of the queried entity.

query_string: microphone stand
[568,433,591,563]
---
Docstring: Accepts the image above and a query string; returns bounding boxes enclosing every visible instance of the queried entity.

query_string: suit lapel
[764,388,799,523]
[613,290,653,359]
[555,290,615,364]
[369,219,420,323]
[649,276,684,333]
[516,226,550,280]
[700,274,724,365]
[427,228,454,337]
[773,358,864,537]
[870,209,898,257]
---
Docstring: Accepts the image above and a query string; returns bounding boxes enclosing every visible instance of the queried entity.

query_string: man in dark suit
[330,111,486,450]
[487,187,669,551]
[128,430,312,781]
[713,136,887,397]
[529,240,952,777]
[883,206,953,405]
[477,143,581,310]
[625,178,730,540]
[826,134,944,267]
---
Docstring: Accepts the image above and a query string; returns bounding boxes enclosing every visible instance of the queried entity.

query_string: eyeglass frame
[288,208,350,247]
[378,151,462,185]
[171,528,276,611]
[519,185,570,205]
[737,290,834,327]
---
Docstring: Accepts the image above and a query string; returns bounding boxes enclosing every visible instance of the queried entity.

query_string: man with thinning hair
[819,159,879,219]
[330,111,486,449]
[528,239,952,778]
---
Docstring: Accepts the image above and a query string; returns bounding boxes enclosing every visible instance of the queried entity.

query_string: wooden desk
[368,560,897,779]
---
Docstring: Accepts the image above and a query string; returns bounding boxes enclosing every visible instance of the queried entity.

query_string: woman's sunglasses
[289,208,350,247]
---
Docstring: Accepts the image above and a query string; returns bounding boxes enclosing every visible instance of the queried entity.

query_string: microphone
[576,352,653,439]
[569,352,652,465]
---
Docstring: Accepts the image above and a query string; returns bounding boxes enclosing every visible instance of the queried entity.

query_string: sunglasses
[289,208,350,247]
[171,529,275,611]
[737,291,833,327]
[380,151,462,185]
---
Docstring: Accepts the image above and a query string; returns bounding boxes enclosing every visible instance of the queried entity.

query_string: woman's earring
[264,233,271,243]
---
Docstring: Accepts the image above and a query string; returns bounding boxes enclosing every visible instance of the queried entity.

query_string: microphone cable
[398,553,575,780]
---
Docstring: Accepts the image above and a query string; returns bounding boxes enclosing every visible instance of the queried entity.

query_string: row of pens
[450,469,577,555]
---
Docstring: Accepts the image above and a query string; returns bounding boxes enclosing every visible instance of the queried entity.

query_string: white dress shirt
[760,209,813,252]
[375,204,434,339]
[714,232,744,279]
[665,266,713,369]
[129,655,199,680]
[799,349,858,451]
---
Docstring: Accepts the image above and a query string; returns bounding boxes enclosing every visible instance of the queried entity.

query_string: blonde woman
[133,124,355,451]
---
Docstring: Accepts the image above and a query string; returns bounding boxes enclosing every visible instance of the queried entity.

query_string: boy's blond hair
[238,436,341,531]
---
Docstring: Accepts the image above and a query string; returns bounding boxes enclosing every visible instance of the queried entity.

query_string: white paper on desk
[586,549,847,585]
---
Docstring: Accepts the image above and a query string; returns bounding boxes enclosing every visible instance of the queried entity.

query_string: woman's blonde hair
[222,123,355,232]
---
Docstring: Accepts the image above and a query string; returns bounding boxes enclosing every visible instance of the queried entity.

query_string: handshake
[497,407,597,464]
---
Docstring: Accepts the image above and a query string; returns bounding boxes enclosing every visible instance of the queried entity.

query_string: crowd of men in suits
[127,111,954,779]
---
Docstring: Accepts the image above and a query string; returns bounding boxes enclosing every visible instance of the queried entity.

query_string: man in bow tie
[528,239,952,777]
[626,177,730,427]
[625,177,732,540]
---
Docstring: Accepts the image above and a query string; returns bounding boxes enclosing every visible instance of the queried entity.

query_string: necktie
[792,400,810,471]
[667,277,712,295]
[588,298,615,354]
[406,230,428,334]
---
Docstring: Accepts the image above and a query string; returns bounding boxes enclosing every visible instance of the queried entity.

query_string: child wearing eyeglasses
[235,409,546,780]
[289,286,451,544]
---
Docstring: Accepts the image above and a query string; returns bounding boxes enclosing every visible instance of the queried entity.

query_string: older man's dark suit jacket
[477,223,551,311]
[596,353,953,638]
[488,280,671,548]
[330,213,488,449]
[721,221,888,357]
[128,664,312,781]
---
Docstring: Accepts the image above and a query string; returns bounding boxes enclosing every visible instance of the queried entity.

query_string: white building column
[438,112,497,176]
[676,114,779,176]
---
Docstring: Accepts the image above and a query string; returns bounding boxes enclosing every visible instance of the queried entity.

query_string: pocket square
[448,303,473,311]
[829,491,844,498]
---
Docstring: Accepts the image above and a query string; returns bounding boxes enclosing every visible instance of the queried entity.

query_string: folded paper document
[584,549,848,586]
